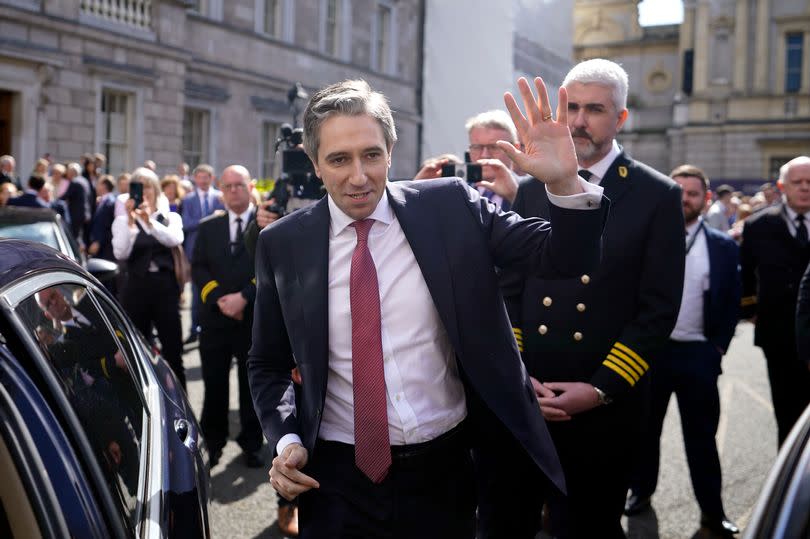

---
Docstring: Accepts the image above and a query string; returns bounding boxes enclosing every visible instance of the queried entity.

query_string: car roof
[0,206,59,224]
[0,239,85,288]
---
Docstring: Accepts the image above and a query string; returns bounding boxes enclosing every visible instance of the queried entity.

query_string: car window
[0,222,60,251]
[14,283,146,532]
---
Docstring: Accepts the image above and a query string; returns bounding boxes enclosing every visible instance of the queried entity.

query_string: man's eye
[366,152,381,159]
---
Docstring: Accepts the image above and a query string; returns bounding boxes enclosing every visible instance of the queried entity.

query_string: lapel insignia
[618,166,628,178]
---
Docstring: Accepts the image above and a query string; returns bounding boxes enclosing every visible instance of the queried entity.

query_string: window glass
[325,0,339,56]
[785,32,803,93]
[183,108,210,171]
[15,283,146,531]
[101,90,131,177]
[261,121,280,179]
[264,0,280,37]
[374,3,391,72]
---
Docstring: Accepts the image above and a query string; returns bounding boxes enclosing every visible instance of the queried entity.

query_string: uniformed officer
[192,164,263,468]
[498,59,685,538]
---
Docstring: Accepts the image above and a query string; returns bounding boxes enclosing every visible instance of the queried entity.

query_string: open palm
[499,77,579,192]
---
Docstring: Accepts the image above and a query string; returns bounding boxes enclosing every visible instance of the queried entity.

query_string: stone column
[753,0,770,92]
[693,0,710,94]
[733,0,748,92]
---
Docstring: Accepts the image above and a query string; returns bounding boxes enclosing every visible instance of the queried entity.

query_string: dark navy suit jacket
[703,225,741,353]
[8,192,48,208]
[90,193,117,261]
[180,188,224,260]
[248,178,608,495]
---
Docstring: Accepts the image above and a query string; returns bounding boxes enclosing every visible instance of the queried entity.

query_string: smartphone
[130,182,143,207]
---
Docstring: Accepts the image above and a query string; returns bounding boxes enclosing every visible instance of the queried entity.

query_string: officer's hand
[257,199,281,230]
[531,376,571,421]
[475,158,518,203]
[539,381,600,417]
[217,292,247,319]
[269,443,320,501]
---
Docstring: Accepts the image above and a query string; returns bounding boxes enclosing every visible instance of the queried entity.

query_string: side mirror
[86,257,119,283]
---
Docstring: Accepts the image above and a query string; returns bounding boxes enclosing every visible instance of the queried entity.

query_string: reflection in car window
[0,222,60,251]
[15,283,145,532]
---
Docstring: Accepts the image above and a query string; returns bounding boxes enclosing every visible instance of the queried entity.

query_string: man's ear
[387,144,395,168]
[616,109,629,131]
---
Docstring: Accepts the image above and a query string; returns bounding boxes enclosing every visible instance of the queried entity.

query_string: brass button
[573,331,583,341]
[538,325,548,335]
[577,303,586,312]
[542,296,552,307]
[581,274,591,285]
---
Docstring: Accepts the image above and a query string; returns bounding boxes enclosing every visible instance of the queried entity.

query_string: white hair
[66,162,82,176]
[562,58,629,112]
[465,110,518,142]
[779,156,810,183]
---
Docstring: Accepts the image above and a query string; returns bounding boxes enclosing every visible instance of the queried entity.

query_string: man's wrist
[276,433,303,456]
[593,385,612,405]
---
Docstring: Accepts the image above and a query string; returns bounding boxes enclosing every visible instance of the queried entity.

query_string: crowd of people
[0,56,808,539]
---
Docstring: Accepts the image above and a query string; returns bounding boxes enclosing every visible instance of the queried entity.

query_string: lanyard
[685,220,705,255]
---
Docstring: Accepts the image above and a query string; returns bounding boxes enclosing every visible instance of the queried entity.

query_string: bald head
[779,156,810,214]
[220,165,253,214]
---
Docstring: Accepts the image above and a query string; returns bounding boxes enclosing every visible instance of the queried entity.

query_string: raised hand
[498,77,580,195]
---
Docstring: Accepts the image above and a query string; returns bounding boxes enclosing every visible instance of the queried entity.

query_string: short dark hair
[27,175,46,191]
[670,164,709,192]
[98,175,115,193]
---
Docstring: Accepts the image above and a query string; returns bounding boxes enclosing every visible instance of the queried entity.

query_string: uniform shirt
[277,178,604,454]
[577,139,622,186]
[228,205,254,243]
[784,202,810,238]
[670,219,710,342]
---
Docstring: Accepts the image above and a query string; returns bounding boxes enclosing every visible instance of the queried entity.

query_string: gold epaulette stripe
[201,280,219,303]
[251,277,256,285]
[603,360,636,386]
[604,357,640,382]
[740,295,757,307]
[610,349,646,376]
[614,342,649,370]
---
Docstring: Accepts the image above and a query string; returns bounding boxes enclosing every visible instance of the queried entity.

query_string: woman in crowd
[31,158,49,180]
[112,167,186,387]
[161,174,185,213]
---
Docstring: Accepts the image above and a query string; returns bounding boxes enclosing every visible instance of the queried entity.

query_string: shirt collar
[581,139,621,181]
[784,199,810,221]
[686,216,703,236]
[327,188,394,237]
[228,204,254,224]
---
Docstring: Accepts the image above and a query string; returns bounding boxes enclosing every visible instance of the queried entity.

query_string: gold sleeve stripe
[101,357,109,379]
[201,280,219,303]
[517,342,524,352]
[603,360,636,386]
[610,349,646,376]
[251,277,256,285]
[614,342,649,370]
[605,357,640,382]
[740,295,757,307]
[513,328,523,335]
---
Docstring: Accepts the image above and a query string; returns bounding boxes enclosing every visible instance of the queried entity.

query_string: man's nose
[570,109,586,128]
[348,161,367,184]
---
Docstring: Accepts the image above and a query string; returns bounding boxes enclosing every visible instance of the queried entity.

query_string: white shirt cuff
[545,175,604,210]
[276,433,303,456]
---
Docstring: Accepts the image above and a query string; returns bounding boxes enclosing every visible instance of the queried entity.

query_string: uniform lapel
[598,151,634,206]
[386,183,462,350]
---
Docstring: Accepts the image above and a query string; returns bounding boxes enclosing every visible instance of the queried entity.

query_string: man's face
[1,160,13,174]
[468,126,514,170]
[312,114,391,221]
[38,287,71,321]
[781,162,810,213]
[194,171,213,191]
[220,170,252,214]
[565,82,627,167]
[675,176,709,224]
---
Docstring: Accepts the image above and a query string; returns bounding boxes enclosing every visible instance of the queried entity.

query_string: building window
[373,3,392,72]
[324,0,340,56]
[262,0,281,37]
[100,90,131,176]
[785,32,804,93]
[682,49,694,96]
[183,108,210,171]
[261,121,280,179]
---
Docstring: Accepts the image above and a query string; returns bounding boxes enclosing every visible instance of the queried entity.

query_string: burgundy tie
[349,219,391,483]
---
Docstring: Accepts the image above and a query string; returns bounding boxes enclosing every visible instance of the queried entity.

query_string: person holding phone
[112,167,186,386]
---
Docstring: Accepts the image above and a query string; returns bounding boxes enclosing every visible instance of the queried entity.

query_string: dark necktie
[233,217,244,253]
[202,193,210,216]
[797,214,808,247]
[349,219,390,483]
[579,169,593,182]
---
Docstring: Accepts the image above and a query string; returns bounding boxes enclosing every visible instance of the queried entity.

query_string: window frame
[98,88,134,178]
[370,1,397,74]
[182,107,213,172]
[320,0,350,60]
[785,32,804,94]
[259,120,281,180]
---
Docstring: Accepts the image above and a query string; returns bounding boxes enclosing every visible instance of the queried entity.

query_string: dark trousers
[190,282,201,336]
[122,271,185,387]
[630,340,726,519]
[199,324,262,453]
[761,342,810,446]
[298,426,475,539]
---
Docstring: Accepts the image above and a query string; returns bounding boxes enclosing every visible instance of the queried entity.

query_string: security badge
[618,166,628,178]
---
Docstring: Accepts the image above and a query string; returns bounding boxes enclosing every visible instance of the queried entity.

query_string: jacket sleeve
[247,231,298,452]
[191,222,226,306]
[739,220,759,319]
[716,239,742,353]
[589,183,685,397]
[499,181,529,352]
[797,260,810,364]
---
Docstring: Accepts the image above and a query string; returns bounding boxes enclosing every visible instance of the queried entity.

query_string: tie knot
[798,214,805,223]
[351,219,374,242]
[236,216,243,224]
[579,169,593,181]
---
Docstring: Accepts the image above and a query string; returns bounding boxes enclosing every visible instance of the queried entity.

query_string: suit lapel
[386,183,462,349]
[598,151,634,206]
[291,198,331,382]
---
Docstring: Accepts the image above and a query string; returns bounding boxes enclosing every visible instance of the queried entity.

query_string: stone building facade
[574,0,810,188]
[0,0,424,181]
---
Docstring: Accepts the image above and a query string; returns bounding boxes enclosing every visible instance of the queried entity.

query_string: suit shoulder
[628,158,678,193]
[395,177,465,194]
[199,210,227,228]
[705,226,738,249]
[744,204,782,229]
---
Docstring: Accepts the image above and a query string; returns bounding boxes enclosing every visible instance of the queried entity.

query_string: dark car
[0,207,118,283]
[745,403,810,538]
[0,239,210,538]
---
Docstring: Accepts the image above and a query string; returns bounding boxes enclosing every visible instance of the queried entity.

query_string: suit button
[577,303,586,312]
[581,274,591,285]
[573,332,583,341]
[538,325,548,335]
[542,296,552,307]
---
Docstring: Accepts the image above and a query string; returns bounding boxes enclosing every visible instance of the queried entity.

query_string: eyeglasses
[469,143,504,155]
[220,183,247,192]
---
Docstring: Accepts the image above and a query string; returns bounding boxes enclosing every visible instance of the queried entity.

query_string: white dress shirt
[577,139,622,186]
[671,219,710,342]
[111,210,184,261]
[228,205,254,242]
[784,201,810,238]
[277,177,604,454]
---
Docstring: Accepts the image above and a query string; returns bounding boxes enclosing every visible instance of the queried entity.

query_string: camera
[276,124,323,201]
[441,156,483,184]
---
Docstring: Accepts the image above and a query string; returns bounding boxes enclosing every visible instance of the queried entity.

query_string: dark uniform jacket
[797,260,810,364]
[740,203,810,347]
[192,210,257,330]
[503,150,685,398]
